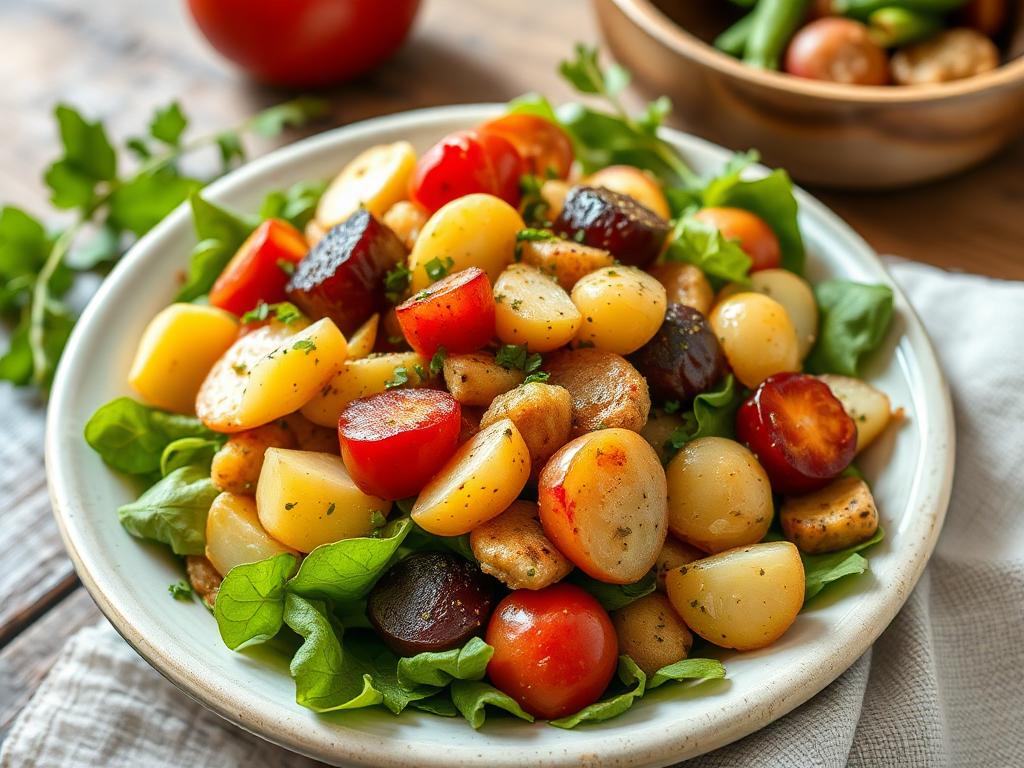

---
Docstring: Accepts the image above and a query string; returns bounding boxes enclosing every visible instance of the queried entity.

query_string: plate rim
[45,103,955,767]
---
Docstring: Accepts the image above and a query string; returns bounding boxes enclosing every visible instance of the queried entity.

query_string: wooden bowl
[594,0,1024,188]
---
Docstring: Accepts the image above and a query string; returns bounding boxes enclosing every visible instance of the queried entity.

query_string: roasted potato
[211,422,297,494]
[479,382,573,476]
[586,165,671,220]
[709,293,800,389]
[316,141,417,228]
[469,500,573,590]
[494,264,582,352]
[817,374,894,453]
[612,593,693,676]
[280,413,339,454]
[640,409,686,465]
[517,237,615,291]
[654,535,704,592]
[647,262,713,315]
[571,266,668,355]
[780,476,879,554]
[719,270,818,359]
[205,492,298,576]
[186,555,222,609]
[442,351,524,407]
[346,313,379,359]
[545,348,651,438]
[382,200,428,251]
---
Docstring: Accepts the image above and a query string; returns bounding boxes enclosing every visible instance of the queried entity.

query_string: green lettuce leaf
[549,656,646,729]
[397,637,494,689]
[214,553,298,650]
[159,436,222,477]
[116,464,219,555]
[648,657,727,689]
[664,375,744,457]
[450,680,534,729]
[664,216,752,285]
[806,280,895,377]
[176,194,257,302]
[803,526,885,601]
[342,633,438,715]
[567,570,656,612]
[409,691,459,717]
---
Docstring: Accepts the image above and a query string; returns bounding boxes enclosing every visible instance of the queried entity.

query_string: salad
[84,48,898,729]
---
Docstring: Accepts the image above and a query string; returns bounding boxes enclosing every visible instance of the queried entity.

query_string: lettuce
[450,680,534,729]
[214,553,297,650]
[567,570,656,611]
[806,279,895,377]
[397,637,493,689]
[803,527,885,601]
[116,464,218,555]
[663,216,752,285]
[664,375,744,458]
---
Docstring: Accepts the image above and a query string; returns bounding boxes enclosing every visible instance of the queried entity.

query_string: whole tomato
[187,0,421,87]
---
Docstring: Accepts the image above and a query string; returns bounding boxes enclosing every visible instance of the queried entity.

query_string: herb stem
[29,223,79,384]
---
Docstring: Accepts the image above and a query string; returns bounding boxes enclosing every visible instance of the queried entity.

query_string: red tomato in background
[187,0,421,87]
[395,267,496,356]
[408,130,524,213]
[485,583,618,720]
[338,389,461,499]
[693,207,782,272]
[209,219,307,316]
[478,114,575,179]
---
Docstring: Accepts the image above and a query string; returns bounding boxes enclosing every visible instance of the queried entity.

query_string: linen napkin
[3,261,1023,768]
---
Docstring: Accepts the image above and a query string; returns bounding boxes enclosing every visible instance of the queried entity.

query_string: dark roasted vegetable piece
[367,551,497,656]
[630,304,725,404]
[553,186,670,268]
[286,209,406,335]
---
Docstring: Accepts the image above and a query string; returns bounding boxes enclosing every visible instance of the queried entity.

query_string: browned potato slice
[442,351,524,407]
[654,535,705,592]
[186,555,222,609]
[612,593,693,676]
[518,238,614,291]
[545,348,651,438]
[647,262,713,315]
[346,313,379,359]
[479,382,572,476]
[817,374,894,453]
[211,422,296,494]
[780,476,879,555]
[469,500,573,590]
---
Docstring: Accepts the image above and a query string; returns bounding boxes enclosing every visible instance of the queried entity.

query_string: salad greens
[117,464,219,556]
[663,375,745,458]
[214,552,297,650]
[802,527,886,601]
[807,279,895,377]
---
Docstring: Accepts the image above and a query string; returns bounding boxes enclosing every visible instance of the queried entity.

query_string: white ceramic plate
[46,104,954,767]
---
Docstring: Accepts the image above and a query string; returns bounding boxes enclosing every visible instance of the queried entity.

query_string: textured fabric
[3,261,1023,768]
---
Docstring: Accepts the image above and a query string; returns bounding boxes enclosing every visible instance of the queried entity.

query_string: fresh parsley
[384,366,410,389]
[293,339,316,355]
[429,347,447,376]
[168,580,193,601]
[495,343,543,374]
[424,256,455,281]
[384,263,412,304]
[241,301,303,325]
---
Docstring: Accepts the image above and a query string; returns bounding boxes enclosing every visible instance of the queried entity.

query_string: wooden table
[1,0,1021,744]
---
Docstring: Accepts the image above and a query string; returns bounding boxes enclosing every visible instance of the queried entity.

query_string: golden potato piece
[780,476,879,555]
[586,165,671,220]
[545,348,651,438]
[647,263,714,316]
[382,200,428,251]
[518,237,614,292]
[479,382,573,475]
[469,500,573,590]
[205,492,298,576]
[654,535,704,592]
[442,352,524,407]
[494,264,582,352]
[817,374,894,453]
[709,293,800,389]
[346,314,379,359]
[612,593,693,676]
[280,413,339,454]
[316,141,417,228]
[211,422,296,494]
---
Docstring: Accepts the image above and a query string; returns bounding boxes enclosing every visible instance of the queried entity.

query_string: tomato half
[693,207,782,272]
[208,219,308,316]
[478,114,575,180]
[395,267,496,356]
[485,583,618,720]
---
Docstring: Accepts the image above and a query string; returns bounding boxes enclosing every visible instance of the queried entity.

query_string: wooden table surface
[0,0,1021,744]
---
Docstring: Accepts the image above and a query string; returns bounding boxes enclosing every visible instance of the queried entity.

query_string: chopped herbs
[424,256,455,281]
[523,371,550,385]
[325,502,336,516]
[241,301,303,325]
[429,347,447,376]
[385,366,410,389]
[370,510,387,529]
[516,228,556,242]
[384,263,412,304]
[276,258,296,275]
[663,400,681,415]
[168,580,193,601]
[495,343,543,374]
[292,339,316,354]
[284,501,297,510]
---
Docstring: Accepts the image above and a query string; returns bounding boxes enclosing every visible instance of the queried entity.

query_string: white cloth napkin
[4,261,1023,768]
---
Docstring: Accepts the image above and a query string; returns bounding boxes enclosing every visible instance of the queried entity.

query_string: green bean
[715,13,756,58]
[833,0,968,20]
[743,0,811,70]
[868,7,943,46]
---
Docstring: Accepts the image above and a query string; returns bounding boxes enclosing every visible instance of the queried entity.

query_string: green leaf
[806,280,894,377]
[287,517,411,602]
[50,104,117,181]
[803,526,885,601]
[214,553,297,650]
[159,436,222,477]
[567,570,656,611]
[495,343,542,373]
[84,396,215,475]
[549,656,646,728]
[397,637,494,689]
[149,101,188,146]
[0,307,73,387]
[506,93,560,123]
[215,131,246,169]
[117,465,219,555]
[175,194,256,302]
[664,375,744,456]
[664,216,752,285]
[259,180,327,230]
[558,44,609,95]
[648,657,726,689]
[250,97,330,137]
[108,168,202,237]
[410,691,459,717]
[450,680,534,729]
[168,580,194,601]
[0,319,33,385]
[342,633,439,714]
[0,206,49,282]
[43,160,98,210]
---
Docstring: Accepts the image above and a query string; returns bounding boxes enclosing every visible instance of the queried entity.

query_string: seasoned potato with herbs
[129,303,239,414]
[479,382,573,474]
[412,419,531,536]
[408,194,524,291]
[666,541,805,651]
[545,348,651,438]
[442,351,524,406]
[666,437,774,553]
[654,535,705,591]
[382,200,428,251]
[280,413,339,453]
[493,264,582,352]
[647,262,714,315]
[710,293,800,389]
[345,314,379,359]
[211,422,296,494]
[518,237,615,291]
[301,351,429,427]
[571,266,668,354]
[186,555,222,608]
[256,448,390,552]
[316,141,417,228]
[818,374,894,452]
[719,270,818,359]
[780,476,879,554]
[586,165,671,220]
[612,593,693,676]
[205,492,298,576]
[469,500,573,590]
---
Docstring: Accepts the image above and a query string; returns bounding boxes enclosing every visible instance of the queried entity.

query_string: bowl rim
[45,103,956,766]
[606,0,1024,103]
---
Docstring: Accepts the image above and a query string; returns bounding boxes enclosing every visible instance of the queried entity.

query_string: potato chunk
[442,352,524,407]
[571,266,667,355]
[479,382,572,475]
[469,501,573,590]
[493,264,582,352]
[316,141,417,228]
[654,535,704,592]
[817,374,894,453]
[211,422,296,494]
[666,541,805,651]
[382,200,428,251]
[411,418,531,536]
[545,348,651,438]
[518,237,614,291]
[301,351,428,427]
[612,593,692,676]
[205,492,297,576]
[256,448,390,552]
[780,476,879,554]
[346,313,379,359]
[129,303,238,413]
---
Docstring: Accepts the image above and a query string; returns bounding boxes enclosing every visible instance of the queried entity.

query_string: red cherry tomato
[478,114,575,180]
[485,583,618,720]
[208,219,308,316]
[408,130,525,214]
[187,0,420,87]
[736,372,857,495]
[783,18,890,86]
[395,267,496,357]
[693,207,782,272]
[338,389,461,499]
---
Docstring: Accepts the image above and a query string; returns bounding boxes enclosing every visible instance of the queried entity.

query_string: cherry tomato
[486,583,618,720]
[693,207,782,272]
[478,114,574,180]
[208,219,307,316]
[395,267,496,356]
[338,389,461,499]
[783,19,890,86]
[408,130,525,214]
[187,0,420,87]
